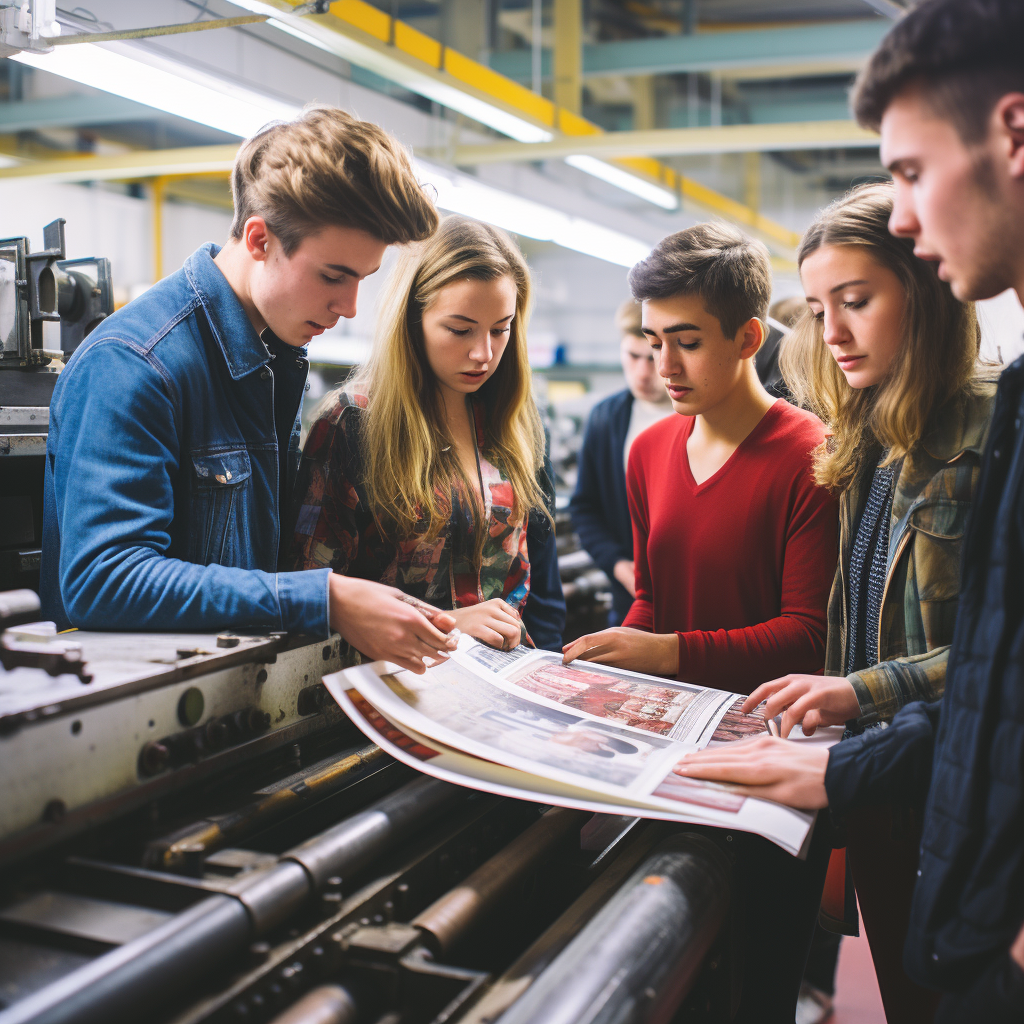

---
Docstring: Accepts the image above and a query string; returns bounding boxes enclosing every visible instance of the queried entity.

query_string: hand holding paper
[673,736,831,810]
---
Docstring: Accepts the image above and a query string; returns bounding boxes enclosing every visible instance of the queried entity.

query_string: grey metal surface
[497,834,730,1024]
[0,633,343,854]
[285,777,462,889]
[0,892,172,947]
[0,895,251,1024]
[0,777,467,1024]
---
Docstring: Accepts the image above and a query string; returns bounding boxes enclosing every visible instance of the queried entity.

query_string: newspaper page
[325,636,816,856]
[333,685,801,838]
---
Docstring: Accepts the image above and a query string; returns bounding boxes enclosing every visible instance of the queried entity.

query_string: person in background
[289,216,565,654]
[41,106,457,674]
[771,295,811,329]
[569,299,673,625]
[564,223,839,1024]
[754,296,809,398]
[674,2,1024,1020]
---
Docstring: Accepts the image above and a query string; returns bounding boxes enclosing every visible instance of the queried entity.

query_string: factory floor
[832,910,886,1023]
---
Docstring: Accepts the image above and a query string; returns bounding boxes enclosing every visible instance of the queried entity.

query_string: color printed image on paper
[380,668,673,789]
[707,699,770,746]
[507,660,701,736]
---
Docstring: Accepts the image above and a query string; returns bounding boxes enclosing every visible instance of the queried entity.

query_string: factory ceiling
[0,0,890,267]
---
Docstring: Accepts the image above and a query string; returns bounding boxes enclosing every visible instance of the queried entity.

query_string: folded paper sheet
[324,636,830,857]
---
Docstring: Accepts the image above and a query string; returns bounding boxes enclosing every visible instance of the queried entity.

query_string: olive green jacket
[824,384,997,724]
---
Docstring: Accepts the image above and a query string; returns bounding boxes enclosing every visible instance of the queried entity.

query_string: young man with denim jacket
[674,1,1024,1019]
[41,106,458,674]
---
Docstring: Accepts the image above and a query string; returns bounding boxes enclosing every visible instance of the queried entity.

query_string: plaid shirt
[825,384,997,724]
[287,391,531,615]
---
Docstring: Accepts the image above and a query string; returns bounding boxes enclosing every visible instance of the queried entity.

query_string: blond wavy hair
[346,216,546,543]
[780,183,981,493]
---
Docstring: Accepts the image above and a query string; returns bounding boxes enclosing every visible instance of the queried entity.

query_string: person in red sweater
[562,223,838,695]
[562,222,839,1024]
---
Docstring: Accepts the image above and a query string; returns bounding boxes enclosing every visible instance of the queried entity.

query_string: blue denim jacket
[41,243,331,635]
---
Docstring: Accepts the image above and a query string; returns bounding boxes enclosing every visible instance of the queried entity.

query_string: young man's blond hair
[43,105,459,677]
[230,106,437,252]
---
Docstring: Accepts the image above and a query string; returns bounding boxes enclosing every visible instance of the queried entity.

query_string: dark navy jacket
[523,454,567,651]
[826,356,1024,1012]
[569,389,634,625]
[41,244,331,635]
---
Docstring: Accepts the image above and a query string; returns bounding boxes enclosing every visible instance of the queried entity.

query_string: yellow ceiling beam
[242,0,800,252]
[0,145,240,183]
[448,121,880,163]
[553,0,583,116]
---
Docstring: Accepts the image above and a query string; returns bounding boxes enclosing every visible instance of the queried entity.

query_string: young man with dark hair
[676,2,1024,1019]
[563,223,838,693]
[569,299,672,625]
[42,106,457,674]
[564,223,839,1024]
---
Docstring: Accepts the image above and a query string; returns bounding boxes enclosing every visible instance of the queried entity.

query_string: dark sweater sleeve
[523,452,566,651]
[934,954,1024,1024]
[569,406,632,578]
[674,465,838,692]
[825,699,942,816]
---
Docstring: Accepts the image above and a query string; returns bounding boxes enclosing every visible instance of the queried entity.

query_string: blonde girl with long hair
[289,215,563,653]
[677,182,995,1024]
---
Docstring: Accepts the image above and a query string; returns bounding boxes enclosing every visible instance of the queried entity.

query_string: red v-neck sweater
[622,400,838,693]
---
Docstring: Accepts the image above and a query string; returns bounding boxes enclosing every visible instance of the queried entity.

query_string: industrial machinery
[0,218,113,592]
[0,590,738,1024]
[0,215,734,1024]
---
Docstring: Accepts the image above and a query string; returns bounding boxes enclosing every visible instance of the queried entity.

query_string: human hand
[450,599,522,651]
[740,674,861,737]
[328,575,457,674]
[612,559,637,598]
[561,627,678,675]
[673,736,830,809]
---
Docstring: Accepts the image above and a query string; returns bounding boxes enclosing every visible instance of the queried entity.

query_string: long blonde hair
[347,215,546,542]
[780,183,981,493]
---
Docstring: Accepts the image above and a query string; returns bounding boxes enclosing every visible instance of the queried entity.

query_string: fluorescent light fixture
[417,160,651,268]
[12,43,298,137]
[565,154,678,210]
[231,0,553,143]
[15,40,647,266]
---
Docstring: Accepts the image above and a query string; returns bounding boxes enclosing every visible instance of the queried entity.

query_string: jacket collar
[184,243,271,381]
[920,380,998,463]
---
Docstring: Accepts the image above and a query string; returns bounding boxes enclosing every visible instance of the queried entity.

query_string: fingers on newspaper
[322,635,821,857]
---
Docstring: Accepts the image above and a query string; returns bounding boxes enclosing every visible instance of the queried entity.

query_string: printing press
[0,224,737,1024]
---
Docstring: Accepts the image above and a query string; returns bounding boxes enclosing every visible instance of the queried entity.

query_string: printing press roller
[0,593,736,1024]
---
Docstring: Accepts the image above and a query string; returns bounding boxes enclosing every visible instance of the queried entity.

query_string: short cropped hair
[852,0,1024,143]
[615,299,644,339]
[230,106,438,253]
[628,222,772,339]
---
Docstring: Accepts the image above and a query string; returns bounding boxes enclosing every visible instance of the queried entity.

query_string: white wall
[0,179,233,300]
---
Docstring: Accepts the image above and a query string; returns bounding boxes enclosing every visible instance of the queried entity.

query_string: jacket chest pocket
[189,449,253,566]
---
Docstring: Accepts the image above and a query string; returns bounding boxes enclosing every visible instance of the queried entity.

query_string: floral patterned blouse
[288,391,532,615]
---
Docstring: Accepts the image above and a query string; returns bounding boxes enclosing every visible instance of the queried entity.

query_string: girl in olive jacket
[744,183,996,1024]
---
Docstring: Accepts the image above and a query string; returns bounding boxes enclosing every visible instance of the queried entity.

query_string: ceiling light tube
[230,0,553,143]
[13,43,649,267]
[565,154,678,210]
[11,42,297,137]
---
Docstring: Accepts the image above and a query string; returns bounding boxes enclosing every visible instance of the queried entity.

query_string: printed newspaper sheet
[324,636,820,856]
